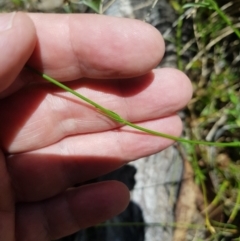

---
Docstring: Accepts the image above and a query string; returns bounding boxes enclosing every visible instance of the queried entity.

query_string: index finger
[27,13,164,81]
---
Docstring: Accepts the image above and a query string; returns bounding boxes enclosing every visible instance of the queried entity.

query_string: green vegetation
[172,0,240,239]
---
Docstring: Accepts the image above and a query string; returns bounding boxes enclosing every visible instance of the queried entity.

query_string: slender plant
[26,66,240,149]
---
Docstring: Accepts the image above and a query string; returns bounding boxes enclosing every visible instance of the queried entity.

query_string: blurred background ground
[1,1,240,241]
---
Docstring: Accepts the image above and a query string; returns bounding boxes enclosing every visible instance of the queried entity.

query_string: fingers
[7,116,181,202]
[0,12,36,97]
[16,181,129,241]
[1,13,163,97]
[27,13,164,80]
[0,68,192,153]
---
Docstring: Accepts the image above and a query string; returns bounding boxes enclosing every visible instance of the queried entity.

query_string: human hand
[0,12,192,240]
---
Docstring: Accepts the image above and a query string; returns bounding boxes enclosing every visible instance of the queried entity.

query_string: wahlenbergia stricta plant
[26,66,240,148]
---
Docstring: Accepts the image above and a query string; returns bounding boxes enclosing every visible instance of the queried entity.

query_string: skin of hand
[0,12,192,241]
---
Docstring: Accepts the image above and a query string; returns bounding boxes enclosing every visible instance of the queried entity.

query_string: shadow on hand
[8,153,126,202]
[57,165,145,241]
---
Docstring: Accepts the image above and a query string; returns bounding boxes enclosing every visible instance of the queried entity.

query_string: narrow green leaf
[82,0,101,13]
[182,3,213,9]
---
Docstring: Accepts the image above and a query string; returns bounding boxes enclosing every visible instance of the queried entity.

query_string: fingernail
[0,12,16,32]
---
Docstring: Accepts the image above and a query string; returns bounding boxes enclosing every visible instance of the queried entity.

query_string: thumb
[0,12,36,97]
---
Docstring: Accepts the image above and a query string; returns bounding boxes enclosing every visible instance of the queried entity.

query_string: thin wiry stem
[26,66,240,147]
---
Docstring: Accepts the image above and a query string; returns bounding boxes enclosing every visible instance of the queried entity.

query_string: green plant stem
[183,0,240,39]
[212,180,229,205]
[176,5,183,71]
[191,144,215,234]
[208,0,240,39]
[26,66,240,147]
[228,182,240,223]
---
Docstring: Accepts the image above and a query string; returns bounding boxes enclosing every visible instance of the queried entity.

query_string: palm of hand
[0,13,192,241]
